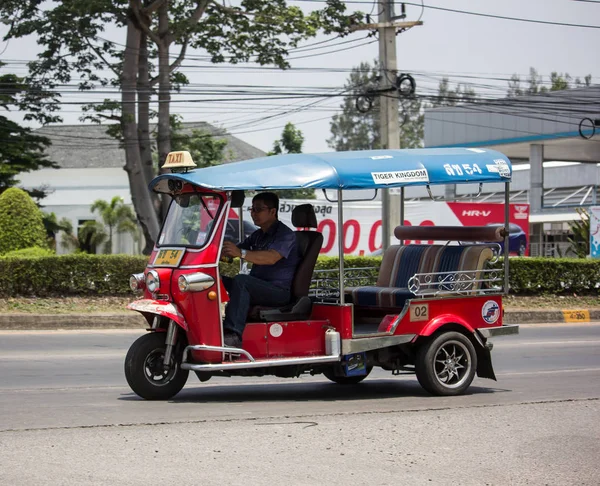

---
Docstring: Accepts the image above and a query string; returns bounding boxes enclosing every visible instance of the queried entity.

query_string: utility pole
[378,0,399,250]
[351,4,422,249]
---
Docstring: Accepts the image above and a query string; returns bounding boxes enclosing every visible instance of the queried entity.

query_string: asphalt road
[0,324,599,485]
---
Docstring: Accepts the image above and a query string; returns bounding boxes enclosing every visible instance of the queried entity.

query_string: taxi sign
[162,151,197,172]
[153,248,185,267]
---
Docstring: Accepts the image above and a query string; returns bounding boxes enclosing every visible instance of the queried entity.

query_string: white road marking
[496,340,600,347]
[498,367,600,376]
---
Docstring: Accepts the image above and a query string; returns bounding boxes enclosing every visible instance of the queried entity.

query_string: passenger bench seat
[345,244,494,309]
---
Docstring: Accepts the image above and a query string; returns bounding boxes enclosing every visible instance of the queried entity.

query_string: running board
[181,344,340,372]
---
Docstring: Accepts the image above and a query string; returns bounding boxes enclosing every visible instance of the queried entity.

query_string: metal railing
[407,268,503,297]
[310,267,378,302]
[309,264,504,302]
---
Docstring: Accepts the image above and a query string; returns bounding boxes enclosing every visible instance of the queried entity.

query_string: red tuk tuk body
[124,149,518,400]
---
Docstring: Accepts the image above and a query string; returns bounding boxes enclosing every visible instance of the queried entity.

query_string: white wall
[18,167,142,255]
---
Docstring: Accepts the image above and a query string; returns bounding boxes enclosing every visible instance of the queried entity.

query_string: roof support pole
[399,187,405,246]
[337,189,345,304]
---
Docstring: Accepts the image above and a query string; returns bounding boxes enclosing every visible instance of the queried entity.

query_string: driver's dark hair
[253,192,279,218]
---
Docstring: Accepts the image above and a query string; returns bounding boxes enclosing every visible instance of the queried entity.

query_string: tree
[1,1,363,253]
[268,122,315,199]
[431,78,477,107]
[90,196,139,254]
[169,117,228,169]
[78,220,109,255]
[0,62,57,196]
[508,67,592,97]
[42,212,77,252]
[328,61,467,151]
[0,188,48,255]
[269,122,305,155]
[328,61,381,151]
[567,208,590,258]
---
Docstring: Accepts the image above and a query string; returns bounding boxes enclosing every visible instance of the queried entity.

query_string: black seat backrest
[290,204,323,299]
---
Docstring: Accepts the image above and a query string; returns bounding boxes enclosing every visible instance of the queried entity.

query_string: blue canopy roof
[150,148,512,193]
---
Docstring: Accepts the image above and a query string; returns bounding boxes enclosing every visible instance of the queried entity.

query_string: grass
[503,294,600,310]
[0,294,599,314]
[0,296,134,314]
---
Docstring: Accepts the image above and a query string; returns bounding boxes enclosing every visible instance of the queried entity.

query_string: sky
[1,0,599,155]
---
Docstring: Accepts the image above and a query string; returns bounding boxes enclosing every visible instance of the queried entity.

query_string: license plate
[153,248,185,267]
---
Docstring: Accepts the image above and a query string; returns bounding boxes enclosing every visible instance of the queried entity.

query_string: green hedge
[0,254,149,296]
[1,254,599,297]
[490,257,600,295]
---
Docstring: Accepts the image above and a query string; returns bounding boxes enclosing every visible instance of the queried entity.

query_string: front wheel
[323,366,372,385]
[415,331,477,396]
[124,332,189,400]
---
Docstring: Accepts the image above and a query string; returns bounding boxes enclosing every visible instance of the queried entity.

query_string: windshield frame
[156,191,225,249]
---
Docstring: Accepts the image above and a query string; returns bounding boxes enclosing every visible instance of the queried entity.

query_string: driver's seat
[249,204,323,322]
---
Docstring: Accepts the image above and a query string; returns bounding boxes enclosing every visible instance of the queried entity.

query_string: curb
[503,309,600,325]
[0,310,599,331]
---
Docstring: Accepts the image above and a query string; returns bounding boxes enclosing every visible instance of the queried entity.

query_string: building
[18,122,265,254]
[421,85,600,256]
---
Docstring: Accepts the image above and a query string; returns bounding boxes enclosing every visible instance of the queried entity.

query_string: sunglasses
[250,205,271,212]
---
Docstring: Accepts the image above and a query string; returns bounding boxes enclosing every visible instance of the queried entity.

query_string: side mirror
[230,190,245,208]
[178,194,191,208]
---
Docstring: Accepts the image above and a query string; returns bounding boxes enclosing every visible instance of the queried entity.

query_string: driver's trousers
[222,275,291,338]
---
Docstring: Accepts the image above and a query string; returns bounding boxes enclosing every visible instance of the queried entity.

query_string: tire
[124,332,189,400]
[323,366,372,385]
[415,331,477,396]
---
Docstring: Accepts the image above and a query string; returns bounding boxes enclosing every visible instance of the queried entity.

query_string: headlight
[146,270,160,293]
[129,273,145,292]
[178,272,215,293]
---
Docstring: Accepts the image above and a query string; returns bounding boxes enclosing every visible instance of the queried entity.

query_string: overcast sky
[1,0,598,154]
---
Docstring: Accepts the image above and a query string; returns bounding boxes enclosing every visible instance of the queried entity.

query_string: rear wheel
[323,366,372,385]
[124,332,189,400]
[415,332,477,396]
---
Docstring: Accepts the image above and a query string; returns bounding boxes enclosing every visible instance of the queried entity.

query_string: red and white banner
[235,200,529,257]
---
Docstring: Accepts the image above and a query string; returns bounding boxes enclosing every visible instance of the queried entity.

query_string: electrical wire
[401,2,600,29]
[292,0,600,29]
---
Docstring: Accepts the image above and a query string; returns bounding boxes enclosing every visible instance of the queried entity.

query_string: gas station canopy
[425,86,600,163]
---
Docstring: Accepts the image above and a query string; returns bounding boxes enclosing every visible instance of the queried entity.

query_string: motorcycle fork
[163,320,179,371]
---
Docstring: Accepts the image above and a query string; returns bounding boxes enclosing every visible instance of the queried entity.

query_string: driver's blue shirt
[238,220,299,290]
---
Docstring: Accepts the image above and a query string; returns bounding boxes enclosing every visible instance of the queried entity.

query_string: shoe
[224,331,242,348]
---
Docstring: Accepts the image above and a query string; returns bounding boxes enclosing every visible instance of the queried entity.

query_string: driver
[221,192,299,347]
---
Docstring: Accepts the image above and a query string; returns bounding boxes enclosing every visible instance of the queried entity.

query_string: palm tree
[90,196,139,254]
[78,220,108,254]
[567,208,590,258]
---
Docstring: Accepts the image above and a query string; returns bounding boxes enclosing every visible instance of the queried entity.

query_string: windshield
[158,193,223,247]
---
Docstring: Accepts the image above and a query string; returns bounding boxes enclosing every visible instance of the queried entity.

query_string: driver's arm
[222,241,282,265]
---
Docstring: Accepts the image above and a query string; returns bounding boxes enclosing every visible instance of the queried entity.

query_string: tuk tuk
[124,148,519,400]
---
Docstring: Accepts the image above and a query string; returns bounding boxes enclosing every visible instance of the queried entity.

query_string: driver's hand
[222,241,242,258]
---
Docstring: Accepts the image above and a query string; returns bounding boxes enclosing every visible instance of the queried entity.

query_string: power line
[403,2,600,29]
[292,0,600,29]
